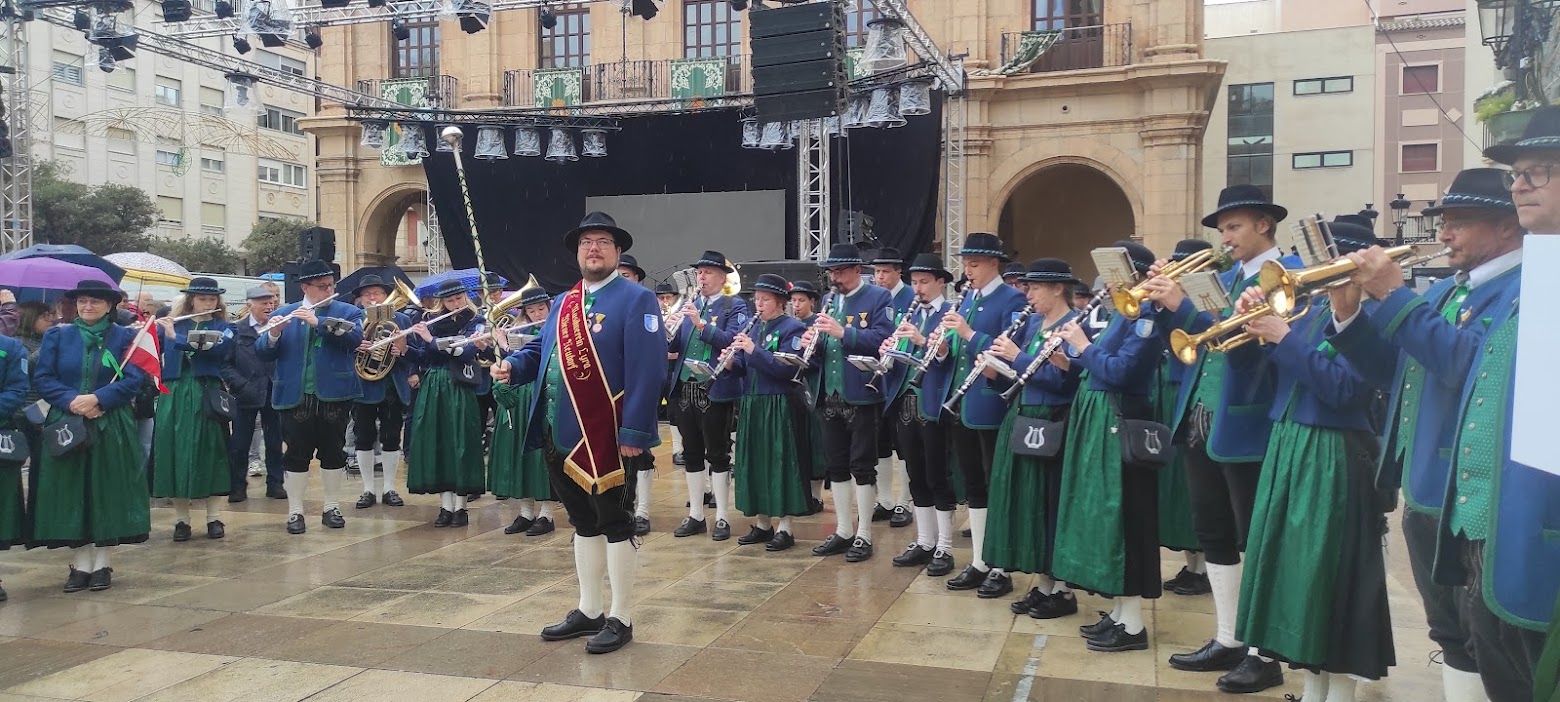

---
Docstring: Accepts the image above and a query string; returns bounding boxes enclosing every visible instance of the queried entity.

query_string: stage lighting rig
[728,0,747,10]
[390,16,410,40]
[232,33,251,53]
[72,8,89,30]
[244,0,292,48]
[161,0,192,22]
[213,0,233,17]
[88,1,139,62]
[367,0,385,6]
[451,0,488,34]
[539,3,555,29]
[320,0,349,7]
[304,25,321,48]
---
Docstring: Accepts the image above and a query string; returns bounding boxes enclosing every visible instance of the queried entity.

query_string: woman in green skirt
[787,281,828,512]
[1228,248,1393,701]
[151,277,234,542]
[728,274,810,551]
[29,280,151,593]
[1050,241,1165,654]
[407,279,487,528]
[981,259,1083,620]
[491,287,560,537]
[0,330,32,602]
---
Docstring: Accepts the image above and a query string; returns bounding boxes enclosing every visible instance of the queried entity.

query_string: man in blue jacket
[804,243,894,563]
[350,274,415,510]
[870,247,916,529]
[224,286,284,503]
[492,211,667,655]
[256,260,364,535]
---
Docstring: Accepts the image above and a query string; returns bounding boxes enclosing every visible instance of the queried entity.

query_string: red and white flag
[125,325,167,394]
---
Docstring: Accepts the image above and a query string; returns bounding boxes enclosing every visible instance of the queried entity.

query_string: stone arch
[994,158,1138,284]
[358,182,430,266]
[987,141,1145,234]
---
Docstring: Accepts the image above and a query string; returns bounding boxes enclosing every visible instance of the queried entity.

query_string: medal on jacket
[592,313,604,334]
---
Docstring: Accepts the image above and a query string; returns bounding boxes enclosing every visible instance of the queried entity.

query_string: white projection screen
[586,191,787,284]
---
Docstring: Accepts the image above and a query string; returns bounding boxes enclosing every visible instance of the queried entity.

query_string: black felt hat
[1114,240,1157,275]
[789,280,823,300]
[432,279,468,300]
[869,247,905,268]
[180,276,225,295]
[752,273,791,298]
[519,287,550,307]
[956,232,1011,262]
[1484,105,1560,164]
[351,274,393,298]
[1422,168,1517,216]
[617,254,647,280]
[1329,215,1386,255]
[690,250,735,273]
[906,253,953,282]
[820,243,865,270]
[1022,258,1082,287]
[564,211,634,252]
[1002,262,1026,280]
[654,281,677,296]
[1202,185,1289,229]
[64,279,124,305]
[297,259,335,283]
[1171,238,1213,263]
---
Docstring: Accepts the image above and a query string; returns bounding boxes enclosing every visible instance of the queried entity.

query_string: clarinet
[711,315,762,377]
[790,291,837,383]
[942,304,1034,413]
[1000,290,1108,402]
[906,290,970,389]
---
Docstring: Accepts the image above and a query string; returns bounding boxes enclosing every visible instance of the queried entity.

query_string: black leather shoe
[505,515,534,535]
[765,531,795,552]
[382,491,405,507]
[871,504,892,522]
[976,570,1014,599]
[63,568,91,593]
[736,525,774,546]
[286,514,306,534]
[585,617,633,654]
[173,521,192,542]
[888,505,912,528]
[207,520,225,540]
[228,489,247,504]
[526,517,556,536]
[451,509,469,527]
[633,516,651,536]
[1086,623,1148,652]
[711,519,731,541]
[433,508,454,528]
[1079,611,1114,638]
[540,609,606,641]
[844,537,873,562]
[1028,591,1079,620]
[703,492,717,508]
[673,517,707,537]
[812,533,851,556]
[946,564,987,591]
[807,497,824,515]
[1166,567,1212,596]
[925,549,955,577]
[1011,587,1044,615]
[892,543,934,567]
[88,568,113,592]
[1217,655,1284,694]
[321,508,346,529]
[355,492,377,509]
[1169,639,1248,672]
[672,451,685,466]
[266,486,288,500]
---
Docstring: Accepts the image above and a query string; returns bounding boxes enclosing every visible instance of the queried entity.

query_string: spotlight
[367,0,385,6]
[161,0,192,22]
[303,26,322,49]
[232,34,251,53]
[97,46,115,71]
[319,0,349,7]
[728,0,746,9]
[0,136,12,159]
[259,32,285,47]
[456,0,488,34]
[213,0,233,18]
[72,8,90,30]
[539,6,555,29]
[391,17,410,40]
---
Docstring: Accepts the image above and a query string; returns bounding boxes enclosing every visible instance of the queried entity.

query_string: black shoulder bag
[44,414,93,458]
[1008,414,1065,458]
[1110,395,1172,469]
[0,426,29,463]
[204,384,236,422]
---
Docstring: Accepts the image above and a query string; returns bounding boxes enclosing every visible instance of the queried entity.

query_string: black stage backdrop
[422,97,943,292]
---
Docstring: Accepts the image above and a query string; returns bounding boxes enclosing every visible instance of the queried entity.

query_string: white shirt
[890,281,907,299]
[974,275,1004,299]
[1240,246,1283,281]
[586,270,620,294]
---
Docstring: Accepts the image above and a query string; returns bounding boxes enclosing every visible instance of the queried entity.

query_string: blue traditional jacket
[161,316,233,382]
[730,314,807,396]
[34,323,146,411]
[931,282,1028,429]
[255,299,365,409]
[674,293,750,403]
[1007,310,1083,408]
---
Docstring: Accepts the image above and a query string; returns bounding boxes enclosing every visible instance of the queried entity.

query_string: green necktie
[1441,284,1470,323]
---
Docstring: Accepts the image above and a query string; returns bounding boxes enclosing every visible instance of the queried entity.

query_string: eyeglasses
[578,238,616,251]
[1504,164,1556,190]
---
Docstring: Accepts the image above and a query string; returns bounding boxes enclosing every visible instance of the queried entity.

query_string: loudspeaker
[749,2,837,39]
[749,3,846,123]
[298,226,337,262]
[281,259,342,304]
[754,90,844,122]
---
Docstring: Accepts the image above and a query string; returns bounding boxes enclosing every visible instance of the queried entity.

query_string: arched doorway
[997,163,1135,283]
[360,185,433,270]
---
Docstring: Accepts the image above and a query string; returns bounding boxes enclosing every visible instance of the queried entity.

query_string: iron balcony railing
[357,74,460,109]
[502,55,750,108]
[999,22,1133,74]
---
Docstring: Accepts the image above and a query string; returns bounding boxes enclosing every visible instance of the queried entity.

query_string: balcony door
[392,19,440,78]
[1032,0,1103,72]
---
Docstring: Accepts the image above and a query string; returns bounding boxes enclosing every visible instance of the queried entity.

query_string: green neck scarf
[72,316,114,394]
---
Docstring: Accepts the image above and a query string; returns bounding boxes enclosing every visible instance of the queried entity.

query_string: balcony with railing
[998,23,1133,74]
[356,75,461,110]
[503,56,751,108]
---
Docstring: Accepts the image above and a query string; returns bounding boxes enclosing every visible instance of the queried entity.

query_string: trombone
[1259,245,1452,316]
[1110,244,1233,319]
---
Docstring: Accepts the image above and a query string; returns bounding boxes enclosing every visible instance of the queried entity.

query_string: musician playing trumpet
[350,275,413,510]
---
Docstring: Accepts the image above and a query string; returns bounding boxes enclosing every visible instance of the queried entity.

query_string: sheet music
[1284,215,1337,267]
[1090,247,1138,290]
[1179,271,1231,314]
[1511,235,1559,477]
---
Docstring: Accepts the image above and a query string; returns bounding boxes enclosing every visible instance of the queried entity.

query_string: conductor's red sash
[557,282,626,493]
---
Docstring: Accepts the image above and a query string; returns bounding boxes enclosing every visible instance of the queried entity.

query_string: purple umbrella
[0,257,118,291]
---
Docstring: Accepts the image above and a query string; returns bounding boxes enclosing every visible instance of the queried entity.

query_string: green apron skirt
[408,367,485,495]
[735,393,810,518]
[983,401,1068,575]
[29,408,150,548]
[151,374,231,499]
[1157,451,1200,551]
[0,458,23,548]
[488,382,550,500]
[1237,420,1393,679]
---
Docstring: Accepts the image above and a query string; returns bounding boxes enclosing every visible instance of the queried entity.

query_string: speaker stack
[749,2,847,123]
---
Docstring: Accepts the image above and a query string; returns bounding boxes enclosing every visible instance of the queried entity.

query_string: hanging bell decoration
[360,120,388,149]
[899,80,933,116]
[397,123,429,157]
[844,94,870,129]
[512,127,542,156]
[545,127,578,162]
[474,126,508,159]
[758,121,788,150]
[823,115,842,138]
[741,117,761,149]
[863,18,908,73]
[865,87,904,128]
[582,129,608,157]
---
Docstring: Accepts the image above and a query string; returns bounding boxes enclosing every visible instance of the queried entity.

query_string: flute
[257,293,339,335]
[367,309,461,352]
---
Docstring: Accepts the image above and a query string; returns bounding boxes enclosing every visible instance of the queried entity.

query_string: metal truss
[861,0,964,94]
[940,80,966,269]
[152,0,609,38]
[1,15,34,253]
[796,119,830,263]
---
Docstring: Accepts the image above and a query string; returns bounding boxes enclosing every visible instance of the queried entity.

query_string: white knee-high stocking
[320,468,344,511]
[574,534,607,618]
[968,507,989,572]
[685,471,705,521]
[356,450,378,496]
[912,506,935,549]
[1117,596,1145,635]
[205,496,223,523]
[710,471,731,524]
[1206,562,1244,648]
[830,481,854,538]
[634,470,653,518]
[605,539,636,625]
[380,450,401,495]
[284,471,307,516]
[853,482,876,542]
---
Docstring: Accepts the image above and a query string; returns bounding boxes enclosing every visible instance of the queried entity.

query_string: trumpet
[1167,302,1305,365]
[943,305,1033,413]
[1260,245,1452,316]
[257,292,339,335]
[1110,244,1233,319]
[661,268,698,341]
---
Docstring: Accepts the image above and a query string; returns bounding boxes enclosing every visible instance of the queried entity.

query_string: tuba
[355,279,418,381]
[661,268,699,341]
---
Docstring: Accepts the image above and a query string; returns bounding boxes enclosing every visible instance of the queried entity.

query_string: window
[201,202,226,228]
[844,3,879,49]
[258,159,306,187]
[106,65,135,92]
[392,20,440,78]
[1032,0,1102,30]
[157,196,183,224]
[155,149,182,167]
[51,51,83,86]
[51,117,84,150]
[254,50,307,77]
[1292,150,1354,169]
[1030,0,1104,72]
[199,87,224,116]
[1402,64,1440,94]
[683,0,741,58]
[154,77,182,106]
[1401,142,1439,173]
[1294,76,1353,95]
[257,106,304,135]
[1227,82,1275,199]
[539,4,591,68]
[106,127,135,154]
[200,156,224,173]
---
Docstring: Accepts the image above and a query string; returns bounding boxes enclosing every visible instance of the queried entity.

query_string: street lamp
[1423,200,1441,238]
[1389,193,1411,245]
[1477,0,1519,62]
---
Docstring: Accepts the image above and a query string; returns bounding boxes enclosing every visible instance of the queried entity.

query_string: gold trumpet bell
[488,274,541,329]
[1258,244,1419,316]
